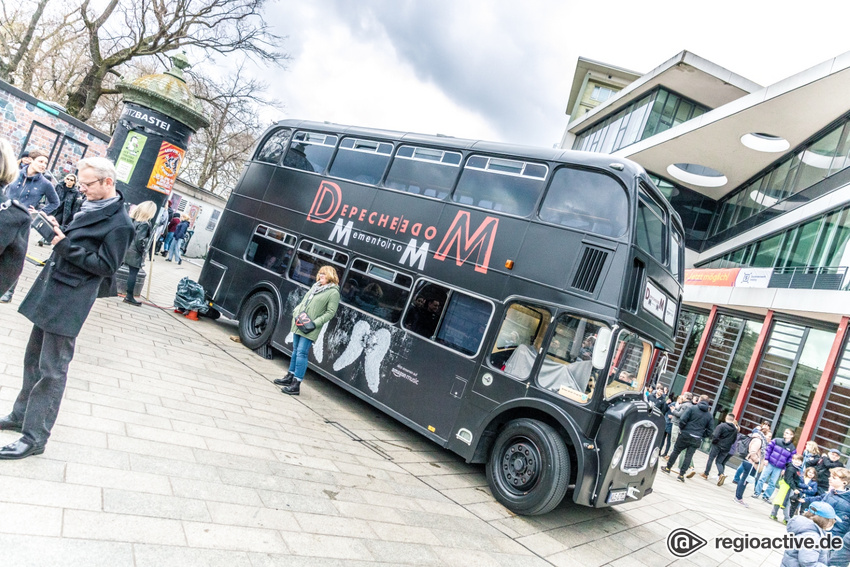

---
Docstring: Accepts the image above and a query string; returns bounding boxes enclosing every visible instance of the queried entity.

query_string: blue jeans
[288,334,313,380]
[167,238,183,263]
[735,461,755,500]
[753,463,782,498]
[162,232,175,251]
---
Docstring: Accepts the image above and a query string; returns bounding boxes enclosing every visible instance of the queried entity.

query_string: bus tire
[238,291,278,350]
[486,418,570,515]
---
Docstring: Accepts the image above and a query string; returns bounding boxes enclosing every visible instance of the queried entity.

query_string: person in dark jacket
[161,212,180,256]
[815,449,845,494]
[166,214,190,264]
[0,157,133,459]
[1,149,61,303]
[771,454,804,523]
[0,138,30,297]
[661,394,714,481]
[791,466,821,518]
[122,201,156,306]
[700,412,739,484]
[753,428,797,500]
[50,174,77,227]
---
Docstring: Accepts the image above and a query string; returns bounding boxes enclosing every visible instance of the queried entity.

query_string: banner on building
[146,141,186,195]
[684,268,740,287]
[735,268,772,288]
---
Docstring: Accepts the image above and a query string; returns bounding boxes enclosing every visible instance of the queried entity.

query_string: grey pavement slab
[0,234,790,565]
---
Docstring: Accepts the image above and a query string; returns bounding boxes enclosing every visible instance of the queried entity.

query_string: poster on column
[115,132,148,183]
[146,141,186,195]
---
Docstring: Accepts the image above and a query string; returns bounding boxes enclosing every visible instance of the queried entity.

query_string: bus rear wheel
[486,418,570,515]
[238,291,278,350]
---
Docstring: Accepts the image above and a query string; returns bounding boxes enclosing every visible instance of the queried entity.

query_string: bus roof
[270,119,649,179]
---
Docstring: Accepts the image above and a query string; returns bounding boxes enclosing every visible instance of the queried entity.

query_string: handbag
[295,311,316,332]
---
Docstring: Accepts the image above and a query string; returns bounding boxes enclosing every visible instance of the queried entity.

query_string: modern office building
[560,50,850,455]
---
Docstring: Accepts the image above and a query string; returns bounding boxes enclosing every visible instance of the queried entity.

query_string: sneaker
[699,473,708,480]
[769,514,777,521]
[677,475,685,483]
[686,471,696,479]
[718,475,727,487]
[783,519,788,525]
[661,466,671,474]
[0,291,12,303]
[733,498,749,508]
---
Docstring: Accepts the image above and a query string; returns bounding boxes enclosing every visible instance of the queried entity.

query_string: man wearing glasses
[0,157,133,459]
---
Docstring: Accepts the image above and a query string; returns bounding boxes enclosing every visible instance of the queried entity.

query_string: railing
[768,266,849,291]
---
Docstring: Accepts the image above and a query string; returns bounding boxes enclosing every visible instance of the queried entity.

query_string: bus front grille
[621,421,657,473]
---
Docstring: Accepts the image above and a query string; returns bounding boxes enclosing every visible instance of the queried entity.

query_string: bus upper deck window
[636,186,667,263]
[328,137,393,185]
[255,128,292,164]
[539,167,628,237]
[385,145,461,199]
[453,155,548,216]
[282,131,338,173]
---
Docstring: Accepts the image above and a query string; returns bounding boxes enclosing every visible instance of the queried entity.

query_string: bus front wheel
[486,418,570,515]
[238,292,278,350]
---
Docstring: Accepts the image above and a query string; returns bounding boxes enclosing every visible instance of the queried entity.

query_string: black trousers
[126,266,140,299]
[704,445,733,475]
[11,325,76,447]
[666,434,701,476]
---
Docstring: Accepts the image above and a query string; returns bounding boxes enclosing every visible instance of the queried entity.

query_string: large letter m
[433,211,499,274]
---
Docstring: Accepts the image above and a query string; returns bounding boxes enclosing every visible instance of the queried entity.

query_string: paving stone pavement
[0,235,789,566]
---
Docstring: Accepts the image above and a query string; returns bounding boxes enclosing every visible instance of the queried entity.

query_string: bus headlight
[611,445,624,469]
[649,446,661,467]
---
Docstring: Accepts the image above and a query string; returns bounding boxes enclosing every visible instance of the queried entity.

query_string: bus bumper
[588,399,665,508]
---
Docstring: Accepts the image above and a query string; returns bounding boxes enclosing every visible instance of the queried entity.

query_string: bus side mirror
[592,328,612,370]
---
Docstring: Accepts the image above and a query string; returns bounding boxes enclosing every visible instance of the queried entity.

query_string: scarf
[74,196,119,220]
[306,281,335,300]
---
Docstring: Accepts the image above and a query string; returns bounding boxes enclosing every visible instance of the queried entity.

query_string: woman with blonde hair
[122,201,157,306]
[277,265,340,396]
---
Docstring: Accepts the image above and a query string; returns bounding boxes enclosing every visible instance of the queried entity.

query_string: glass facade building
[573,88,708,155]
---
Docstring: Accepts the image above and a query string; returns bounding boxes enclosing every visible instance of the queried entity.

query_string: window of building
[402,280,492,356]
[255,128,292,164]
[452,155,547,216]
[813,336,850,456]
[710,116,850,237]
[590,85,616,102]
[328,137,393,185]
[282,131,338,173]
[635,187,667,262]
[489,303,552,380]
[384,145,461,199]
[288,240,349,286]
[538,313,607,404]
[245,225,296,275]
[539,167,627,236]
[341,259,412,323]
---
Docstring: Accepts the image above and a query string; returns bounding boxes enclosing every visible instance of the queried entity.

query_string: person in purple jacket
[753,427,797,501]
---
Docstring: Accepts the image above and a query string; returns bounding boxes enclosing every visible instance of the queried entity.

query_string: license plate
[607,489,627,504]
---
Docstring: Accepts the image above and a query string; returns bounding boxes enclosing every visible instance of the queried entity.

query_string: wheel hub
[501,439,539,490]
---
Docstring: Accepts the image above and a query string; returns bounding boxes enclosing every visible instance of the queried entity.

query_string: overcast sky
[252,0,850,149]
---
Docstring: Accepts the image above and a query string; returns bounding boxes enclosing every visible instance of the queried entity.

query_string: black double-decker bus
[199,120,684,515]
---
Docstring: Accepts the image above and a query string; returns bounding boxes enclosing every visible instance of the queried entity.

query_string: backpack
[733,433,753,458]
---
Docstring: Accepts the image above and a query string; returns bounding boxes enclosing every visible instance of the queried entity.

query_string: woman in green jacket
[278,265,340,396]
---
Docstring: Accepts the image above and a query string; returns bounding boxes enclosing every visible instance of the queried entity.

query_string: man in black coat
[0,199,30,296]
[0,157,133,459]
[700,412,739,484]
[661,394,715,482]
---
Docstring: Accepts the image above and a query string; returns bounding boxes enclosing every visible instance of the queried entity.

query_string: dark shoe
[178,260,182,265]
[165,259,172,262]
[282,381,301,396]
[0,438,45,460]
[751,494,761,499]
[123,296,142,306]
[273,373,296,387]
[677,475,685,483]
[0,414,23,432]
[661,466,671,474]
